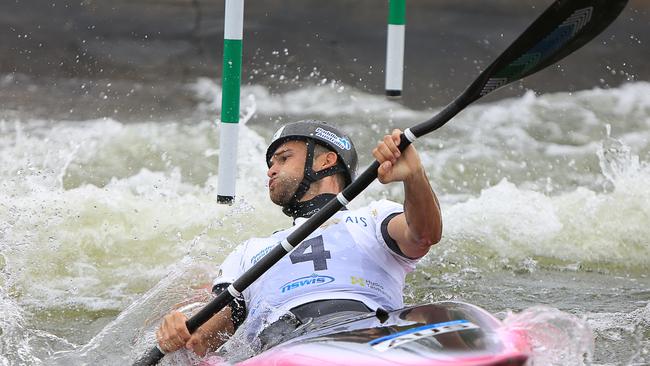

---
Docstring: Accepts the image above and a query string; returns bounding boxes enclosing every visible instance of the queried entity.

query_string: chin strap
[282,193,340,219]
[282,140,344,217]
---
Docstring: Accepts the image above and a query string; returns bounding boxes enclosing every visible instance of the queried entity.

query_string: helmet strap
[281,193,342,219]
[282,140,344,217]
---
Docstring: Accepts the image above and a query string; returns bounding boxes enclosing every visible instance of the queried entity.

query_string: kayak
[200,301,530,366]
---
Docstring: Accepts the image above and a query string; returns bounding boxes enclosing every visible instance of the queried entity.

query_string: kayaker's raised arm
[372,129,442,259]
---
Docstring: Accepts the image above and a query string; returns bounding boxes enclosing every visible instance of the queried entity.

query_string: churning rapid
[1,77,649,365]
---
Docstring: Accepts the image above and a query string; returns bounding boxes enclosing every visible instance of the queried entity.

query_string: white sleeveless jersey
[213,199,419,335]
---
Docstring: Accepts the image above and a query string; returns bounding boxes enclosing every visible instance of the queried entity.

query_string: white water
[1,80,649,365]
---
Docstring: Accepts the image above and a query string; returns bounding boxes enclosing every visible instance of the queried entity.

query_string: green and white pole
[217,0,244,204]
[385,0,405,98]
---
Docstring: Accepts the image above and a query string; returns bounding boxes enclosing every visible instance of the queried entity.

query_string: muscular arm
[372,129,442,258]
[388,167,442,258]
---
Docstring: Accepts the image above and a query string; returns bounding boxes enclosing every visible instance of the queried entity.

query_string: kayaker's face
[267,140,307,206]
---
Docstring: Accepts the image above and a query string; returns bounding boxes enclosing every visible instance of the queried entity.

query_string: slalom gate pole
[217,0,244,204]
[385,0,405,98]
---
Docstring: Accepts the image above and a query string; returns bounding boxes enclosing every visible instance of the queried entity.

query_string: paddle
[133,0,628,364]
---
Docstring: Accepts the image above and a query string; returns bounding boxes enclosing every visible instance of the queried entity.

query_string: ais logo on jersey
[280,273,335,293]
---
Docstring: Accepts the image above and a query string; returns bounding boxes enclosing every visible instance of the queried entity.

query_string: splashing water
[598,124,644,187]
[1,81,649,365]
[503,306,594,366]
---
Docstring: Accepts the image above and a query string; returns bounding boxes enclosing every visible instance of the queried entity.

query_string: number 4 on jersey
[290,235,331,271]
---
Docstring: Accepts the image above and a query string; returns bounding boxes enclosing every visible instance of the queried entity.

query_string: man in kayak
[156,120,442,356]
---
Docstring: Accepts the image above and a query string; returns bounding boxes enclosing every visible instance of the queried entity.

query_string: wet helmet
[266,120,358,204]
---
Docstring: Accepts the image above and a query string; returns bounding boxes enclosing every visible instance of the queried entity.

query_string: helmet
[266,120,358,185]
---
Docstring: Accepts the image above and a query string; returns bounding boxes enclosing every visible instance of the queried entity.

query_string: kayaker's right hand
[156,311,191,354]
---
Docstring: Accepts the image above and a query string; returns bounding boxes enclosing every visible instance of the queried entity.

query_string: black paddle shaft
[134,0,628,364]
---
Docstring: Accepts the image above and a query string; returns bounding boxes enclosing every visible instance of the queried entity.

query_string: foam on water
[0,117,288,338]
[1,80,649,364]
[436,152,650,272]
[586,303,650,365]
[401,83,650,198]
[0,286,36,366]
[191,77,422,121]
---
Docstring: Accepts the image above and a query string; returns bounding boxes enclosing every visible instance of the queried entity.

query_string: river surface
[1,73,648,365]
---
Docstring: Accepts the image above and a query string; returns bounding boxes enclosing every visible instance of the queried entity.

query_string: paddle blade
[467,0,628,102]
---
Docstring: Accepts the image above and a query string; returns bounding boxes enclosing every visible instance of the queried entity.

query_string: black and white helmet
[266,120,358,186]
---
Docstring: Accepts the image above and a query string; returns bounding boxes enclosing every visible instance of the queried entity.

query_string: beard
[269,173,302,206]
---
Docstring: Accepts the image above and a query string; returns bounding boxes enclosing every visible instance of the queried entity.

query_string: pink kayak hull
[235,347,528,366]
[200,302,530,366]
[202,350,527,366]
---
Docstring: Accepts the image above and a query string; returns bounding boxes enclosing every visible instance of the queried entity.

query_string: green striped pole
[217,0,244,204]
[385,0,405,98]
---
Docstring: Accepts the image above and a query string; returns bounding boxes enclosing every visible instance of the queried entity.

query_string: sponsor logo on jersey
[280,273,335,293]
[345,216,368,227]
[250,245,274,265]
[350,276,365,286]
[350,276,390,297]
[315,127,352,150]
[369,320,479,352]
